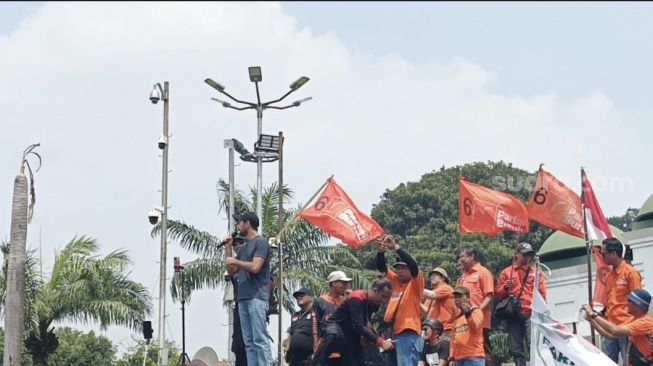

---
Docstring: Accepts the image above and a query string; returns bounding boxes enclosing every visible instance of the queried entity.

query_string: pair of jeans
[602,336,629,365]
[385,330,424,366]
[238,298,273,366]
[456,358,486,366]
[507,315,532,366]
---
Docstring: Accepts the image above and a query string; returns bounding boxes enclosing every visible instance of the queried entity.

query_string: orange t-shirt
[424,283,456,331]
[456,263,495,329]
[626,314,653,361]
[495,264,547,317]
[606,262,642,325]
[450,308,484,360]
[384,268,425,335]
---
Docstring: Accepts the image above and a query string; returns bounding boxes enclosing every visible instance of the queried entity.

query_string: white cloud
[0,1,646,362]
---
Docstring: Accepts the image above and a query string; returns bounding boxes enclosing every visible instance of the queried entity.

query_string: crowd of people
[224,211,653,366]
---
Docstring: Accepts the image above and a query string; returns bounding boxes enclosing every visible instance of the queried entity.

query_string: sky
[1,0,653,362]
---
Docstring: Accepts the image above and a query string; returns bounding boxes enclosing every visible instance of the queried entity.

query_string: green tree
[47,327,115,366]
[116,340,180,366]
[362,161,553,281]
[0,236,153,366]
[607,207,640,232]
[152,179,374,315]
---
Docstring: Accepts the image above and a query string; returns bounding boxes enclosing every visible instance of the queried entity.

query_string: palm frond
[170,258,225,303]
[151,220,222,258]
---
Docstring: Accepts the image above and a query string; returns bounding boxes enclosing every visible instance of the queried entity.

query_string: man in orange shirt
[377,235,425,366]
[583,289,653,366]
[601,237,643,364]
[449,286,485,366]
[495,242,546,366]
[422,268,456,338]
[456,247,495,366]
[312,271,352,365]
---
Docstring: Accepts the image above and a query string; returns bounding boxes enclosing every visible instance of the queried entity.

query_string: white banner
[530,266,617,366]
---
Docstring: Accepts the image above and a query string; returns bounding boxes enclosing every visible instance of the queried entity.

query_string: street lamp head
[289,76,309,91]
[149,84,162,104]
[248,66,262,83]
[255,134,281,154]
[292,97,313,107]
[205,78,226,92]
[211,97,231,108]
[232,138,249,156]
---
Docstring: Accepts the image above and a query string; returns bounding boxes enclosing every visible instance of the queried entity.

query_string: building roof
[639,194,653,217]
[538,224,626,259]
[633,194,653,231]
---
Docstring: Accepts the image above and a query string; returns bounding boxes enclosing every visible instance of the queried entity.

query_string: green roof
[538,224,626,258]
[636,194,653,221]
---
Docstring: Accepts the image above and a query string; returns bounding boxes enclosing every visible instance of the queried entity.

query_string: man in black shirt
[229,232,248,366]
[309,277,396,366]
[286,288,315,366]
[419,319,449,366]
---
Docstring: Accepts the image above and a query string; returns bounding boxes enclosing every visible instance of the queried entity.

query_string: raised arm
[376,236,388,274]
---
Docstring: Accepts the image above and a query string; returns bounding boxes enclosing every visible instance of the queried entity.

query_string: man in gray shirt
[226,211,273,366]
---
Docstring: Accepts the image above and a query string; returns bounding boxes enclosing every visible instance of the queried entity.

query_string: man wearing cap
[583,288,653,366]
[419,319,450,366]
[601,237,643,364]
[456,246,495,366]
[312,271,353,365]
[225,211,273,366]
[449,286,485,366]
[377,235,425,366]
[495,242,546,366]
[422,268,456,338]
[286,288,315,366]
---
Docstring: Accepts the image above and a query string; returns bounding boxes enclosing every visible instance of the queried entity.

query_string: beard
[238,228,248,237]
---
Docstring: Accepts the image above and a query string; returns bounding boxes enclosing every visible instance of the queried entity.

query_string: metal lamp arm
[221,90,256,107]
[266,105,297,110]
[263,89,294,106]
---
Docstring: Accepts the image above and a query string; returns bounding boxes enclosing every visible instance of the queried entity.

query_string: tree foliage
[607,207,639,232]
[116,340,181,366]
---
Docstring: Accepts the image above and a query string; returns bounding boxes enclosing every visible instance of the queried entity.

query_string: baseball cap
[422,319,444,331]
[233,211,259,229]
[453,286,470,296]
[327,271,353,283]
[516,242,535,255]
[428,267,450,283]
[628,289,652,312]
[292,288,313,298]
[392,257,408,268]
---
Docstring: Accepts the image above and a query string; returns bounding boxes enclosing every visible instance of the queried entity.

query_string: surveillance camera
[148,209,160,225]
[158,136,167,150]
[150,96,159,104]
[149,87,161,104]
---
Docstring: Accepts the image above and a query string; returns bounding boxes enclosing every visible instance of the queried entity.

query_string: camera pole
[174,258,191,366]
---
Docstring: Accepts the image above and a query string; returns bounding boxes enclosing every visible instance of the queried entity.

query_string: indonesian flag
[458,177,529,235]
[526,166,584,239]
[298,178,384,249]
[581,169,613,242]
[581,169,613,311]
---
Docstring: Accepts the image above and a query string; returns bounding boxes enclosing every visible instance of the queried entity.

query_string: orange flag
[458,177,529,235]
[526,166,584,238]
[298,178,384,249]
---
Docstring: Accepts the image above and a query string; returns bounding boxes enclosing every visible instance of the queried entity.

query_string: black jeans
[289,350,313,366]
[506,315,531,366]
[310,325,365,366]
[483,328,494,366]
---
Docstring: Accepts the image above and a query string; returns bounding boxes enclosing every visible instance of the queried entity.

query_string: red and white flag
[581,169,613,242]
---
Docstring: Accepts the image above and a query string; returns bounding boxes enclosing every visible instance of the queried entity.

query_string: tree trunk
[31,353,46,366]
[4,173,29,366]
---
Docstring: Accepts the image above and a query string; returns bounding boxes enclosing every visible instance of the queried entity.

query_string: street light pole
[277,131,284,366]
[150,82,170,366]
[223,138,236,366]
[205,67,311,236]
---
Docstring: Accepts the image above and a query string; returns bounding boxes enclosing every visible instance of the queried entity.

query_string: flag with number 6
[458,176,529,235]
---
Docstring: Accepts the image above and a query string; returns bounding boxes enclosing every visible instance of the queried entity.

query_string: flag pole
[275,175,333,241]
[581,167,597,346]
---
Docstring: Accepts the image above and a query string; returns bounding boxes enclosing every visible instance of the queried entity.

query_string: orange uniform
[626,315,653,361]
[450,308,485,361]
[496,263,547,317]
[456,263,495,329]
[384,269,425,334]
[424,283,456,331]
[605,262,642,325]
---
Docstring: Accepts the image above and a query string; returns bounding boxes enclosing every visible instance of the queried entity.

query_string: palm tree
[4,143,40,366]
[0,236,153,366]
[152,179,375,314]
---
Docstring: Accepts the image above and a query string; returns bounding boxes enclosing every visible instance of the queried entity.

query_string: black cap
[233,211,259,229]
[292,288,313,298]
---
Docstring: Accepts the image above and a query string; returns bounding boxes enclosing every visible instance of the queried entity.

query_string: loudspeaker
[143,321,153,340]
